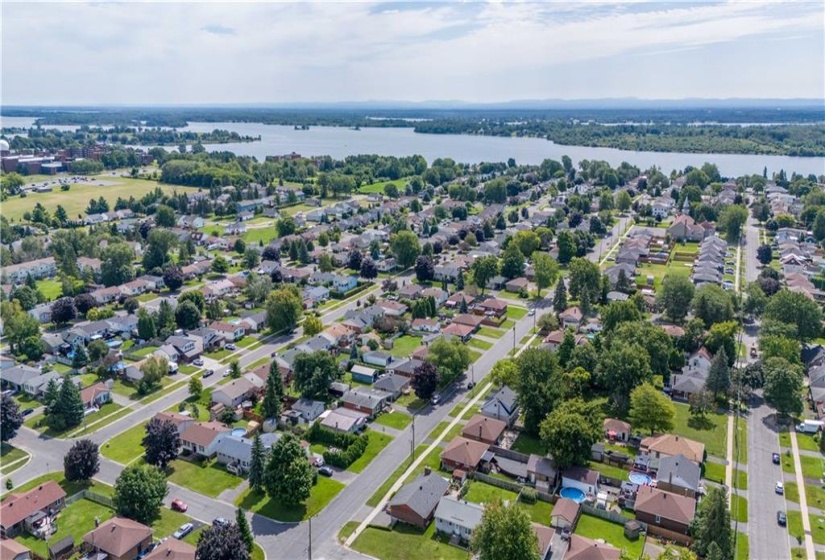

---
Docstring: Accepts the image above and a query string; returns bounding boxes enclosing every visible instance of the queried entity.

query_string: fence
[84,490,114,508]
[489,445,530,463]
[581,503,638,527]
[645,524,693,547]
[472,472,523,494]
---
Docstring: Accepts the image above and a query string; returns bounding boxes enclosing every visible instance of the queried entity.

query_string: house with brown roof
[550,497,581,531]
[0,539,31,560]
[451,313,485,330]
[80,382,111,410]
[533,523,555,560]
[152,411,196,435]
[474,298,508,318]
[640,434,705,465]
[603,418,631,442]
[83,517,153,560]
[142,536,195,560]
[411,318,441,334]
[633,486,696,541]
[0,481,66,537]
[559,306,583,330]
[461,414,506,446]
[443,322,475,342]
[563,535,621,560]
[180,421,231,458]
[440,437,491,472]
[505,277,529,293]
[211,377,256,408]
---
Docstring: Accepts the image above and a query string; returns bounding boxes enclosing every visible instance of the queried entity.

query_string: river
[3,116,823,177]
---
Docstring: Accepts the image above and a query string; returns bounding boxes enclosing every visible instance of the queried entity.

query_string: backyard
[672,402,728,458]
[463,481,552,525]
[236,476,344,522]
[574,514,645,558]
[389,335,424,358]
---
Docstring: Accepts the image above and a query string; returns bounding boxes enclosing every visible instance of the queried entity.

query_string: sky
[2,1,824,106]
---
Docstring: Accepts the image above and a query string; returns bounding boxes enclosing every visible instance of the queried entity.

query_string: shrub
[520,487,537,504]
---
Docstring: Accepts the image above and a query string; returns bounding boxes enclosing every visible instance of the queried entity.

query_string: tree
[236,508,254,552]
[629,383,675,435]
[189,376,203,399]
[692,486,732,560]
[532,253,558,296]
[615,190,632,212]
[764,289,823,343]
[114,464,168,525]
[568,258,601,305]
[229,360,241,379]
[689,390,715,420]
[277,216,296,237]
[211,255,229,274]
[142,417,181,470]
[705,347,730,398]
[347,250,363,271]
[471,499,540,560]
[293,351,339,399]
[428,337,471,385]
[472,256,499,294]
[137,309,157,340]
[490,359,519,389]
[249,433,266,492]
[743,282,768,317]
[414,255,435,283]
[51,297,77,326]
[72,344,89,370]
[692,284,734,328]
[175,300,202,330]
[162,266,184,291]
[87,339,110,362]
[318,253,334,273]
[411,361,439,399]
[154,204,176,227]
[74,293,98,316]
[12,286,38,311]
[43,378,60,414]
[359,257,378,279]
[261,362,284,420]
[763,357,804,418]
[0,394,23,442]
[759,335,801,365]
[601,300,641,332]
[49,374,85,430]
[556,231,575,265]
[517,348,562,435]
[264,432,313,506]
[500,243,525,279]
[717,204,748,241]
[123,297,139,314]
[390,230,420,268]
[512,230,541,258]
[178,290,206,312]
[539,398,603,469]
[657,275,695,323]
[244,272,272,305]
[195,523,250,560]
[101,243,135,287]
[553,279,568,312]
[596,341,653,413]
[138,356,167,395]
[1,301,40,354]
[64,439,100,482]
[303,315,323,336]
[265,286,303,334]
[756,244,773,265]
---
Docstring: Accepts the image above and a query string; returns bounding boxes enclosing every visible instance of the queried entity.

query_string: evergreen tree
[456,271,465,291]
[236,508,254,552]
[705,347,730,398]
[51,374,85,429]
[43,377,60,414]
[553,280,567,312]
[72,344,89,369]
[249,434,266,492]
[261,362,284,420]
[460,298,468,313]
[692,486,732,559]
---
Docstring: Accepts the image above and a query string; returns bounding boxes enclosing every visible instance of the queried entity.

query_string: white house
[291,398,326,423]
[561,467,600,496]
[434,496,484,542]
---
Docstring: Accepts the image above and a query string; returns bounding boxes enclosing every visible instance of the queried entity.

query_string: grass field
[167,458,243,497]
[731,493,748,523]
[389,335,423,358]
[352,523,466,560]
[5,176,185,222]
[36,279,63,300]
[102,421,147,464]
[467,338,493,351]
[348,431,394,473]
[357,178,409,195]
[0,444,29,475]
[373,410,413,430]
[24,401,124,438]
[510,433,546,455]
[236,476,344,522]
[575,514,644,558]
[477,327,505,339]
[672,402,727,458]
[429,420,464,443]
[506,306,528,320]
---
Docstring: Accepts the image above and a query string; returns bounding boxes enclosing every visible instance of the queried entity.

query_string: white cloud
[1,1,822,104]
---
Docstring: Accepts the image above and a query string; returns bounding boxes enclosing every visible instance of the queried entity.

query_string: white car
[173,523,194,539]
[775,481,784,495]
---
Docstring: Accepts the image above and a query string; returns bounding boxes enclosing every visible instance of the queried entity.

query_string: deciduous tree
[264,432,313,506]
[532,252,558,297]
[657,274,695,323]
[390,230,420,268]
[266,286,303,334]
[196,523,250,560]
[427,337,470,385]
[471,499,540,560]
[539,398,603,470]
[764,289,823,343]
[142,418,181,470]
[411,361,439,399]
[113,464,168,525]
[51,297,77,326]
[64,439,100,482]
[293,351,339,399]
[471,256,499,294]
[629,383,675,435]
[414,255,434,282]
[763,357,804,418]
[0,394,23,442]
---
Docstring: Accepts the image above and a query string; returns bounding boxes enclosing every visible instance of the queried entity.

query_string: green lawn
[36,279,63,300]
[735,417,748,465]
[15,499,114,558]
[588,460,628,480]
[672,402,727,458]
[467,349,482,364]
[102,422,148,464]
[348,431,394,473]
[511,433,546,455]
[366,449,424,507]
[357,178,410,195]
[151,507,193,539]
[205,348,234,360]
[338,521,359,543]
[574,514,644,558]
[462,481,552,524]
[373,410,413,430]
[24,401,124,438]
[736,532,749,560]
[429,420,464,443]
[0,444,29,475]
[395,392,429,411]
[703,461,726,484]
[800,454,825,480]
[467,338,493,351]
[787,510,805,545]
[2,472,109,502]
[132,345,160,357]
[167,458,243,497]
[782,450,797,475]
[785,481,801,504]
[352,522,466,560]
[236,476,344,522]
[111,377,172,401]
[476,327,505,339]
[731,493,748,523]
[810,512,825,544]
[505,306,528,320]
[793,432,821,453]
[389,335,424,358]
[236,336,259,348]
[244,226,279,245]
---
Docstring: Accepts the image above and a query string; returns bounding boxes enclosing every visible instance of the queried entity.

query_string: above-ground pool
[560,487,586,503]
[629,471,653,485]
[231,427,246,437]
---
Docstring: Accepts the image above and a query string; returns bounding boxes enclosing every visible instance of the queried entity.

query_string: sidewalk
[790,428,817,559]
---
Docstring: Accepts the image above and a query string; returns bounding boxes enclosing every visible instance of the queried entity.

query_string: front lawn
[25,402,124,438]
[395,391,428,411]
[151,507,193,539]
[505,306,528,320]
[15,498,114,558]
[672,402,727,458]
[348,430,394,473]
[111,377,172,401]
[429,420,464,443]
[236,336,259,348]
[352,522,467,560]
[167,458,243,497]
[800,454,824,480]
[792,432,821,453]
[373,410,413,430]
[476,327,505,339]
[731,493,748,523]
[510,433,545,455]
[703,461,725,484]
[0,443,29,473]
[102,422,148,464]
[205,348,234,360]
[389,335,423,358]
[467,338,493,351]
[574,514,644,558]
[236,476,344,522]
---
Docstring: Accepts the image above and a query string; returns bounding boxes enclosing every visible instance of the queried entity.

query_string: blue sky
[2,1,823,105]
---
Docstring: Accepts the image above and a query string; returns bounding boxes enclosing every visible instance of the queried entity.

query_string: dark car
[772,452,781,465]
[203,369,214,378]
[319,467,334,477]
[21,408,34,416]
[777,510,787,526]
[467,382,476,390]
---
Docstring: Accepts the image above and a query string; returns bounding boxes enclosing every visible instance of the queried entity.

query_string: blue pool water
[559,487,586,503]
[231,428,246,437]
[629,471,652,485]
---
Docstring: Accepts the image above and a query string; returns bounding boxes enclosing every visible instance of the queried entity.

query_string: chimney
[669,472,673,485]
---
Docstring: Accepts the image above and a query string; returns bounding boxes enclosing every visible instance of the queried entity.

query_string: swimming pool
[628,471,653,485]
[559,487,586,503]
[231,427,246,437]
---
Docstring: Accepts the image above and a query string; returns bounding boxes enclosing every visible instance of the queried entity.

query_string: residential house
[80,382,111,410]
[440,437,490,472]
[505,277,529,293]
[180,421,231,458]
[421,287,449,306]
[188,327,224,352]
[527,454,556,491]
[389,358,425,378]
[210,321,246,342]
[452,313,484,331]
[142,539,195,560]
[443,322,474,342]
[320,407,369,433]
[376,300,408,317]
[1,257,57,283]
[350,364,379,384]
[333,275,358,293]
[214,432,280,472]
[0,481,66,537]
[2,364,41,392]
[640,434,705,465]
[633,486,695,542]
[83,517,153,560]
[411,318,441,334]
[363,351,394,368]
[341,387,392,418]
[373,374,410,400]
[28,303,52,324]
[165,335,202,363]
[667,214,706,242]
[559,307,583,330]
[564,535,621,560]
[0,539,31,560]
[398,284,424,299]
[152,411,195,435]
[561,467,600,497]
[475,298,508,318]
[461,414,506,446]
[321,323,356,348]
[655,454,701,498]
[388,472,451,528]
[434,497,484,542]
[91,286,123,305]
[480,386,519,426]
[604,418,631,442]
[550,497,581,531]
[211,378,256,408]
[292,398,326,423]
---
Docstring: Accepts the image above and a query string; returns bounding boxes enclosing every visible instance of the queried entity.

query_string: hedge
[306,422,369,468]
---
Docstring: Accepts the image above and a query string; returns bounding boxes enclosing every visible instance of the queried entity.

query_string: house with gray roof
[215,432,281,472]
[388,472,451,528]
[2,364,42,391]
[434,496,485,542]
[373,374,410,400]
[656,454,701,498]
[481,385,519,426]
[341,387,392,417]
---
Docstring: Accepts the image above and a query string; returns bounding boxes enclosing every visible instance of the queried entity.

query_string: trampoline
[628,471,653,485]
[559,487,586,503]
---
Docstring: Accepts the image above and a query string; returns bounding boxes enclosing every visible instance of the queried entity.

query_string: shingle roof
[434,496,484,530]
[634,486,696,525]
[0,481,66,528]
[440,437,490,469]
[83,517,152,557]
[552,497,581,524]
[389,473,451,519]
[461,414,506,443]
[640,434,705,464]
[143,538,196,560]
[656,454,701,492]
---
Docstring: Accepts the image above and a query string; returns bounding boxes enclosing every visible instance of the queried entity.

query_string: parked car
[527,309,535,316]
[467,382,476,390]
[226,343,237,351]
[203,369,214,378]
[777,510,787,526]
[213,517,230,528]
[775,481,784,494]
[173,523,194,539]
[319,467,334,477]
[171,499,188,512]
[431,395,440,405]
[193,358,204,366]
[772,453,781,465]
[21,408,34,416]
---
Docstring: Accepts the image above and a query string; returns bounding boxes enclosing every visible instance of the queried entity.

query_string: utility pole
[411,415,416,462]
[512,327,516,354]
[307,516,312,560]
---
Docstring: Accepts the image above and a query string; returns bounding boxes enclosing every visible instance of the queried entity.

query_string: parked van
[796,420,824,434]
